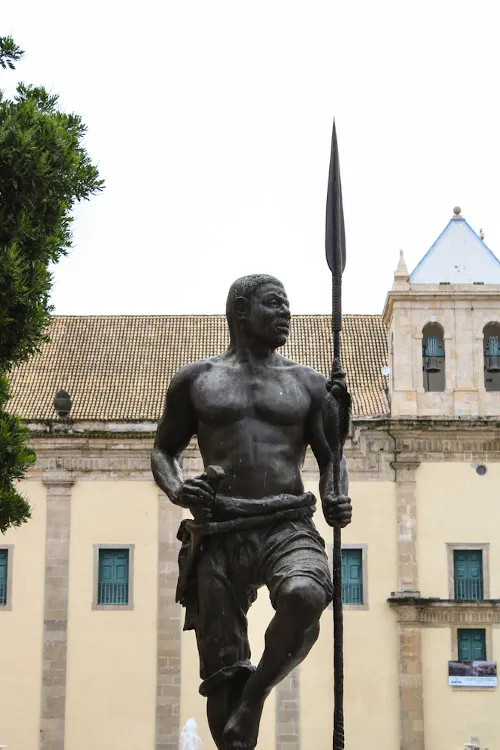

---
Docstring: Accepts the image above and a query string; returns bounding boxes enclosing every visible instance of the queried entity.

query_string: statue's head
[226,274,290,348]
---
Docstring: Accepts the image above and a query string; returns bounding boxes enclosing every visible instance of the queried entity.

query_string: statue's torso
[191,355,313,498]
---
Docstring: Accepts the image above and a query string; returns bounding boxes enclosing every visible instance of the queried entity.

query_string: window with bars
[457,629,486,662]
[454,550,483,600]
[98,549,130,605]
[342,548,363,605]
[0,549,8,606]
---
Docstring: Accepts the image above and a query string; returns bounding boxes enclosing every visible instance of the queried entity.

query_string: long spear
[323,120,350,750]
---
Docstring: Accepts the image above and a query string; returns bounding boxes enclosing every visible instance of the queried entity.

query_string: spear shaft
[331,276,344,750]
[324,121,348,750]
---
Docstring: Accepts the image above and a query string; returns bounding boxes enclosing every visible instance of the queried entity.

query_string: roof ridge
[49,312,384,320]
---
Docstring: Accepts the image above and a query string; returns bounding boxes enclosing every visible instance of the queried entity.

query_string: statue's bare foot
[222,695,265,749]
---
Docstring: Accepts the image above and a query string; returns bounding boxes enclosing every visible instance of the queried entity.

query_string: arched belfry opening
[483,323,500,391]
[422,323,445,392]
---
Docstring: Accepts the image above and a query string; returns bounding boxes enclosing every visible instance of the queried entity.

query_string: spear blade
[325,120,346,282]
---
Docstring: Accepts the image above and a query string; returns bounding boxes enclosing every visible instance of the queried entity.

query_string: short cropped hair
[226,274,284,341]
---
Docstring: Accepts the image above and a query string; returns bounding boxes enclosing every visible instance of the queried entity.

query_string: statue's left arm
[304,369,351,529]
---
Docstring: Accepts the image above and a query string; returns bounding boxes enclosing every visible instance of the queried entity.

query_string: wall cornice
[383,286,500,326]
[357,417,500,460]
[22,415,500,485]
[42,470,75,488]
[28,435,155,480]
[388,598,500,625]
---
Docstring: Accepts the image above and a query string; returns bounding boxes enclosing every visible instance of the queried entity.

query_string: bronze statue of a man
[152,274,352,750]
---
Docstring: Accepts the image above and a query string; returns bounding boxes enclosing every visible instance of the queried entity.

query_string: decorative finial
[393,249,409,289]
[480,228,485,240]
[453,206,462,218]
[53,389,72,419]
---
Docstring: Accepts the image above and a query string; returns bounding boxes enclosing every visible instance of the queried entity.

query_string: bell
[424,356,441,373]
[485,336,500,373]
[486,355,500,373]
[423,335,444,370]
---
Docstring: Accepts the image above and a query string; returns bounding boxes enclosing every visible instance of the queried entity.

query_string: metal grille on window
[0,550,8,606]
[342,548,363,604]
[454,550,483,600]
[98,549,129,604]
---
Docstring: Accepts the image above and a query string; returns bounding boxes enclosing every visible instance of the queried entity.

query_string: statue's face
[245,283,291,348]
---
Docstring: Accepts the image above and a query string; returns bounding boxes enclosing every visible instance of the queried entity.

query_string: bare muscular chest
[191,366,310,427]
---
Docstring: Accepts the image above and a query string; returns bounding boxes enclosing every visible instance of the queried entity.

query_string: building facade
[1,209,499,750]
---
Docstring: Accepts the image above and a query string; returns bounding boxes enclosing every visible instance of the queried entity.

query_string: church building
[1,208,499,750]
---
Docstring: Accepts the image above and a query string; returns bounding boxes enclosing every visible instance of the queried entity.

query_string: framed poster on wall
[448,660,497,687]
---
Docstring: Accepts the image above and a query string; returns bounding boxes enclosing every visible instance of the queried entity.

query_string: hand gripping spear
[322,120,351,750]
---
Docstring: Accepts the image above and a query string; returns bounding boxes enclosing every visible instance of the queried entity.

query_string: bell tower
[383,207,500,418]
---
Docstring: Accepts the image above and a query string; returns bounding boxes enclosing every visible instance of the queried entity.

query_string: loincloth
[174,492,333,694]
[175,492,317,606]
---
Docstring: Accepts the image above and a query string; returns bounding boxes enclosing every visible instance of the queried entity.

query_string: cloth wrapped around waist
[175,491,316,605]
[183,491,316,535]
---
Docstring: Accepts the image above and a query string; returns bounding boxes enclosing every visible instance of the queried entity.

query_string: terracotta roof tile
[8,315,388,421]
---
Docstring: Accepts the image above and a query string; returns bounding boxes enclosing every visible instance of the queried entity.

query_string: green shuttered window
[342,548,363,604]
[98,549,129,605]
[457,629,486,662]
[0,549,7,606]
[454,550,483,600]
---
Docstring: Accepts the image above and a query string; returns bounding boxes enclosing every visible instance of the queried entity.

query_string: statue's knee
[278,578,325,624]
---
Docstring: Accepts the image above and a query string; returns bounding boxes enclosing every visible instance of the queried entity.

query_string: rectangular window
[342,548,363,605]
[98,549,130,605]
[454,550,483,600]
[0,549,8,606]
[457,629,486,662]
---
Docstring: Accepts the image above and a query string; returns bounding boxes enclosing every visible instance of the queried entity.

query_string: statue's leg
[223,575,326,748]
[195,536,253,750]
[223,520,332,749]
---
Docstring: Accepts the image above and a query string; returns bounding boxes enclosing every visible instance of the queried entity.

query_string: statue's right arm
[150,365,200,506]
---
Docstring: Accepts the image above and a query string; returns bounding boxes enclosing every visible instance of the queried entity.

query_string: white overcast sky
[3,1,500,315]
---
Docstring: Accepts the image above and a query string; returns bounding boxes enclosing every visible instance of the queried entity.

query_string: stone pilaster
[392,460,420,596]
[155,492,182,750]
[276,668,300,750]
[392,607,425,750]
[389,608,424,750]
[40,471,74,750]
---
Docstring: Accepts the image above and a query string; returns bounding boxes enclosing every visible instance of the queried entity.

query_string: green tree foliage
[0,36,23,70]
[0,36,104,533]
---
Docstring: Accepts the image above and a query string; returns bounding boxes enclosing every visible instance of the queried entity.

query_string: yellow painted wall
[181,588,276,747]
[419,462,500,749]
[422,627,500,750]
[8,461,498,750]
[418,462,500,598]
[301,480,400,750]
[65,480,158,750]
[0,480,46,749]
